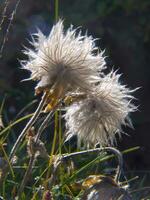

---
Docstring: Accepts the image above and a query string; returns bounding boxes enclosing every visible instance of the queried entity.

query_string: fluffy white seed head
[65,71,137,147]
[21,20,105,94]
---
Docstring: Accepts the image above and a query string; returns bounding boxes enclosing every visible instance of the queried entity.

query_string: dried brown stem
[17,154,36,199]
[17,109,55,197]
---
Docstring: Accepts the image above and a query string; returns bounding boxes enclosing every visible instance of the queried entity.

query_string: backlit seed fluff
[21,20,105,95]
[65,71,137,147]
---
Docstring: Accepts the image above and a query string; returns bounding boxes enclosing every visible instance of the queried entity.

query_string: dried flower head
[82,175,132,200]
[22,20,105,101]
[65,71,137,147]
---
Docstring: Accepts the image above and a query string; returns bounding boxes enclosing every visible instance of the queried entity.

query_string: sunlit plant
[0,16,139,200]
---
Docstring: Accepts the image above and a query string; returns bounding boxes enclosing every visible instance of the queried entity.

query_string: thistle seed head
[22,20,105,97]
[65,71,137,147]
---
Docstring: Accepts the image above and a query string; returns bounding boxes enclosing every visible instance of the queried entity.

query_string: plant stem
[17,154,36,198]
[17,110,55,196]
[48,147,123,188]
[55,0,59,21]
[44,110,59,189]
[62,147,123,182]
[35,110,55,142]
[9,93,47,161]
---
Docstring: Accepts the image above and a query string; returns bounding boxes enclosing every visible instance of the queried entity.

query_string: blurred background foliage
[0,0,150,171]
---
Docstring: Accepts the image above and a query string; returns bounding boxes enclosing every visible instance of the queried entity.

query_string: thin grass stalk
[0,95,6,131]
[0,143,15,179]
[58,109,62,154]
[14,99,38,120]
[9,92,47,161]
[0,144,14,187]
[0,95,6,114]
[2,178,6,199]
[50,110,59,156]
[0,0,10,30]
[31,166,50,199]
[44,110,59,189]
[0,113,33,138]
[130,186,150,194]
[35,110,55,142]
[17,154,36,199]
[17,110,55,197]
[55,0,59,22]
[0,0,21,57]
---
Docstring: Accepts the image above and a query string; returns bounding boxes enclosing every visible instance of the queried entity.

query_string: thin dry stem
[0,0,10,30]
[17,109,55,196]
[35,110,55,142]
[9,92,47,161]
[17,154,36,198]
[0,0,21,57]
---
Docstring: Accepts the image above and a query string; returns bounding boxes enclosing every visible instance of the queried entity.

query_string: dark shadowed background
[0,0,150,171]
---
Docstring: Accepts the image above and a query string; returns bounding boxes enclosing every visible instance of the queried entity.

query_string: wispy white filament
[65,71,137,147]
[21,20,105,93]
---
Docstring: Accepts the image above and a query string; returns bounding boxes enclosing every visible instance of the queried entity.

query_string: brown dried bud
[27,135,49,159]
[81,175,132,200]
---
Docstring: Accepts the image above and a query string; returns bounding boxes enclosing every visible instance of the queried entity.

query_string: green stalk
[55,0,59,21]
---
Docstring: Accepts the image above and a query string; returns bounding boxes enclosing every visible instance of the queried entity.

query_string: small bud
[27,133,49,159]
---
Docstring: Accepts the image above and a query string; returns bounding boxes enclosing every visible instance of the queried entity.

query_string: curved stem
[9,93,47,161]
[48,147,123,188]
[62,147,123,182]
